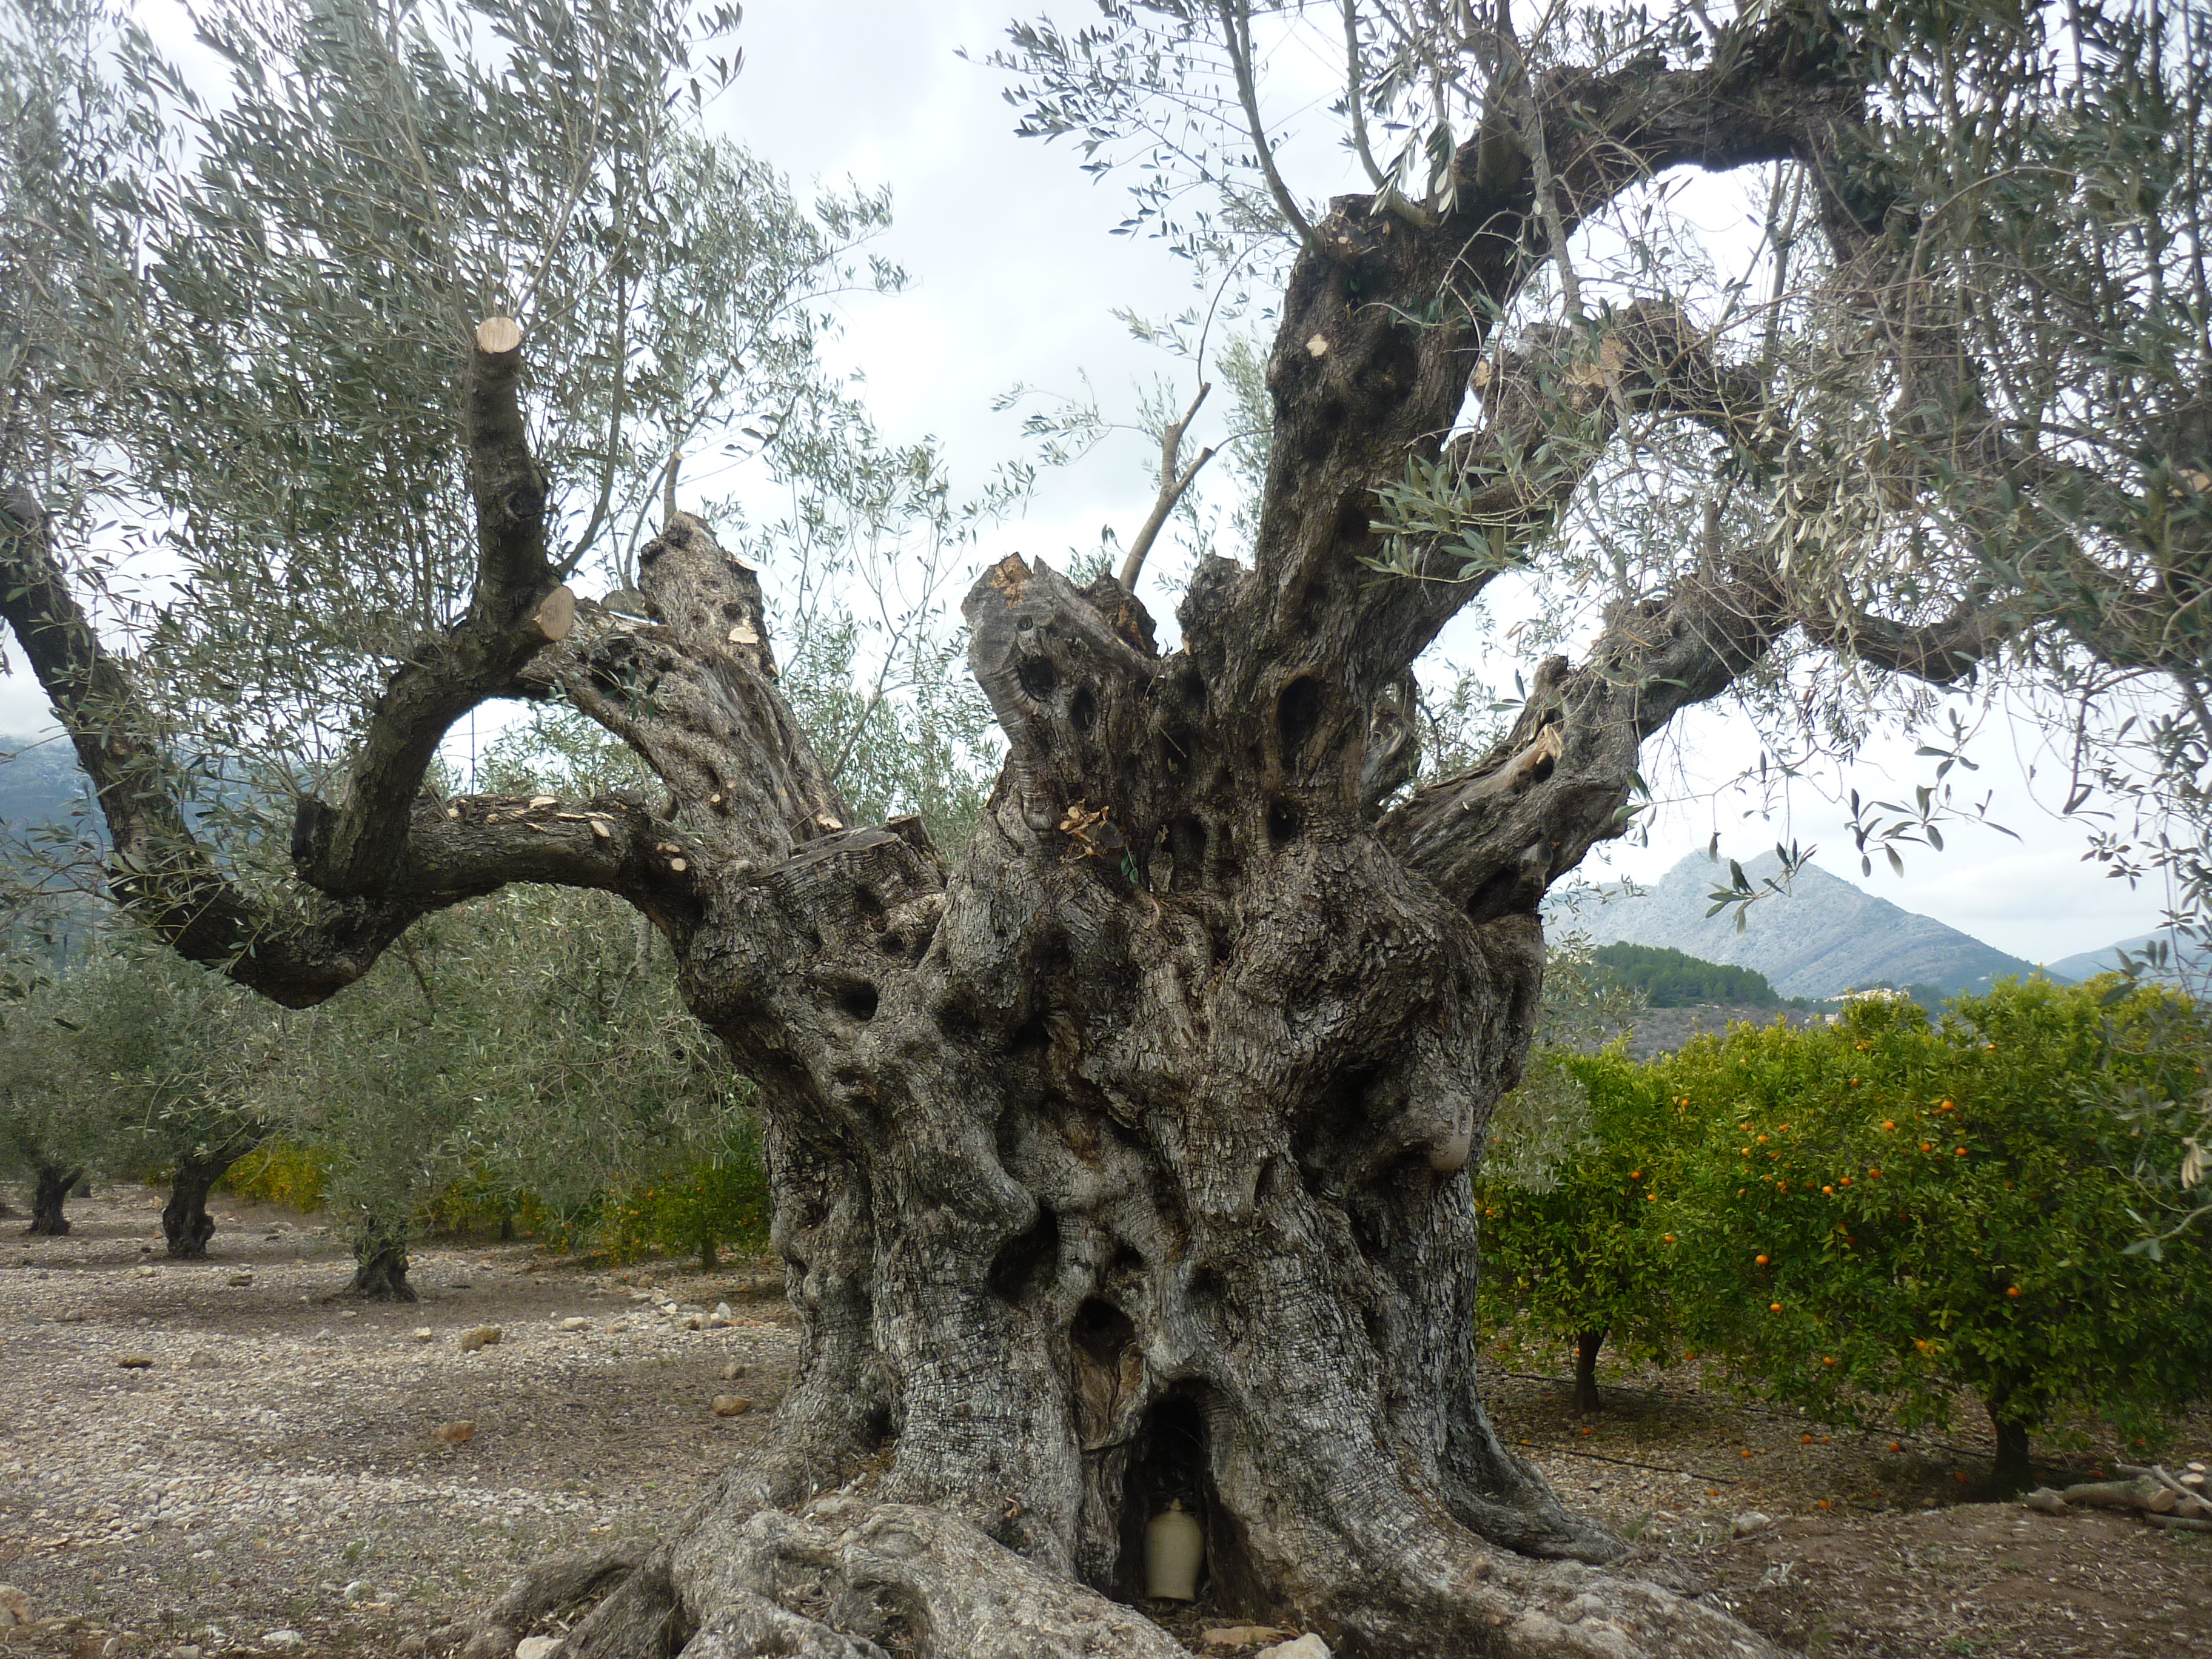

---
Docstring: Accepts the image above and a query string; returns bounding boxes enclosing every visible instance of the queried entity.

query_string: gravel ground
[1,1188,2207,1658]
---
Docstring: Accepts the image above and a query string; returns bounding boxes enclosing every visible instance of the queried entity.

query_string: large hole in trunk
[1111,1391,1269,1618]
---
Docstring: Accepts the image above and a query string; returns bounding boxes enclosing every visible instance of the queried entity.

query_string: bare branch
[1382,560,1791,917]
[1118,380,1217,589]
[295,317,577,897]
[1342,0,1387,189]
[1216,1,1315,247]
[0,486,695,1006]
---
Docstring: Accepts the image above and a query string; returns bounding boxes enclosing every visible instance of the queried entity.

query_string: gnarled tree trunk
[163,1154,237,1259]
[27,1165,82,1236]
[349,1216,415,1301]
[0,10,1939,1653]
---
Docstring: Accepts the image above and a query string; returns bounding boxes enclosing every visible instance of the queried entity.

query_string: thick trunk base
[163,1158,230,1260]
[349,1232,417,1301]
[26,1168,82,1237]
[1572,1330,1606,1415]
[449,1477,1785,1659]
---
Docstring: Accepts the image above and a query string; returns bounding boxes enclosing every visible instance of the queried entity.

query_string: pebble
[459,1326,503,1353]
[560,1318,591,1332]
[412,1327,436,1342]
[516,1638,562,1659]
[710,1396,751,1417]
[0,1584,28,1626]
[1732,1511,1773,1538]
[718,1362,746,1382]
[226,1272,253,1287]
[343,1580,375,1601]
[261,1631,303,1649]
[1255,1637,1330,1659]
[432,1421,477,1445]
[135,1264,158,1278]
[116,1354,155,1370]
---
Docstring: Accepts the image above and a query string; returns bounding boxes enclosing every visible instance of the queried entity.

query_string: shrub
[590,1134,773,1272]
[1475,1048,1697,1409]
[1660,981,2212,1490]
[218,1136,331,1212]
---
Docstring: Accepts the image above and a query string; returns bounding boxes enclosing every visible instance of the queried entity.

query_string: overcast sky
[1,0,2177,963]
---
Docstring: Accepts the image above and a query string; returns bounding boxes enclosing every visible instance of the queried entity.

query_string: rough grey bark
[162,1153,238,1259]
[27,1164,81,1236]
[0,10,1965,1654]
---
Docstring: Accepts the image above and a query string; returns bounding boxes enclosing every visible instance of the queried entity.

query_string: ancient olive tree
[7,0,2212,1654]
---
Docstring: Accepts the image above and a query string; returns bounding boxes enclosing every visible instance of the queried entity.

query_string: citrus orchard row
[1475,979,2212,1490]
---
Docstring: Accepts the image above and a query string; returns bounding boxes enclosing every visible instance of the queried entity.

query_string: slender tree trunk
[163,1155,235,1259]
[349,1217,415,1301]
[27,1165,82,1236]
[1986,1398,2034,1495]
[1573,1329,1607,1414]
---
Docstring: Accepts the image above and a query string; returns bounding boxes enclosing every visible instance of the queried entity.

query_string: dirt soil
[1,1188,2207,1659]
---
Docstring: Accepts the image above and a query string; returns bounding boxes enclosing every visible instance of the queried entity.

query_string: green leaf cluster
[1476,980,2212,1461]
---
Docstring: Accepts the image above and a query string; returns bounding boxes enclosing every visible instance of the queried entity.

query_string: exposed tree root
[449,1477,1783,1659]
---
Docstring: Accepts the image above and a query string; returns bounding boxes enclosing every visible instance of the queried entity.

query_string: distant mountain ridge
[1559,852,2060,1000]
[2046,931,2210,985]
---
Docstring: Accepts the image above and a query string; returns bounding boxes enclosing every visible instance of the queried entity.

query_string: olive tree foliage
[230,886,745,1298]
[0,976,116,1232]
[2,0,903,839]
[56,943,283,1255]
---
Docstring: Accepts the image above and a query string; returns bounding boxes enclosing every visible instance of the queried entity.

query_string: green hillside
[1592,942,1783,1007]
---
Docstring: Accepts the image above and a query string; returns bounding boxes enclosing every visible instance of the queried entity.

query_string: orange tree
[1474,1050,1697,1411]
[1660,984,2212,1491]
